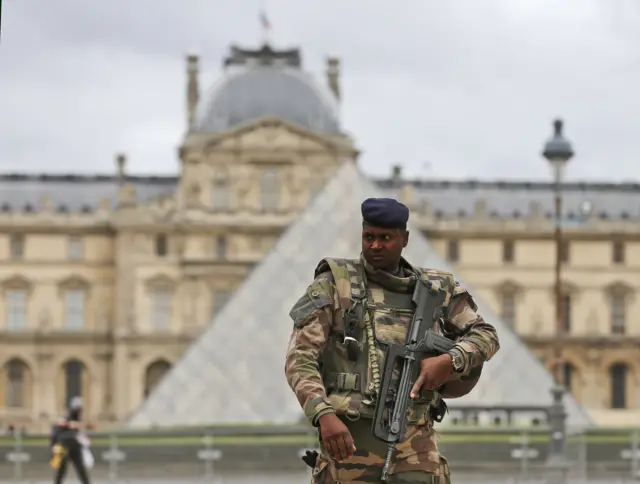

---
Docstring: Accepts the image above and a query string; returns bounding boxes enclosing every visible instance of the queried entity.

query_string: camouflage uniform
[285,256,500,484]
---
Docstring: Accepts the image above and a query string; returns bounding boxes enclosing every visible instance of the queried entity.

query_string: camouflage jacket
[285,256,500,476]
[284,256,500,426]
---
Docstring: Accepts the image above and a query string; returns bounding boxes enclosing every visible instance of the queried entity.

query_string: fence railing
[2,426,640,482]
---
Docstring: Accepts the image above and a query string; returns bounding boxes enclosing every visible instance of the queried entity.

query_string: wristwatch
[448,349,464,373]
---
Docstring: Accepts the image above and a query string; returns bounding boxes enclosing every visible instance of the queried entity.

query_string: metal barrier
[2,426,640,482]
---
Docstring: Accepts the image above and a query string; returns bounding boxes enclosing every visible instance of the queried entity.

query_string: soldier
[285,197,500,483]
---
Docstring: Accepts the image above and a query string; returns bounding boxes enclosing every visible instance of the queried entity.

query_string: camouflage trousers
[311,453,451,484]
[309,415,451,483]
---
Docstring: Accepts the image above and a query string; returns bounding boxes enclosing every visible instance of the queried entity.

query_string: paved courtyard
[2,475,639,484]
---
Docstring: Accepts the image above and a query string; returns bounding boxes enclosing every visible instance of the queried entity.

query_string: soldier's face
[362,225,409,271]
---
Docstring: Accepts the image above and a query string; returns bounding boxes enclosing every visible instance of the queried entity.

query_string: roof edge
[0,173,178,184]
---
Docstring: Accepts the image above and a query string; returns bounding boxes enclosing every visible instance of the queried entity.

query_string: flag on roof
[260,11,271,30]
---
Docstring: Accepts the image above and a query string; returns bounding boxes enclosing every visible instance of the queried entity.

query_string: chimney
[326,57,340,101]
[186,53,200,129]
[392,164,402,181]
[116,153,126,180]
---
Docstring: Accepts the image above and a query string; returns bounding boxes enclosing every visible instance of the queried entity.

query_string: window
[260,168,280,210]
[64,290,85,331]
[559,240,570,263]
[211,290,231,318]
[612,241,625,264]
[563,362,574,393]
[611,294,626,335]
[610,363,628,409]
[144,360,171,398]
[155,234,168,257]
[502,241,514,263]
[5,359,26,408]
[64,360,83,409]
[10,234,24,260]
[500,292,516,328]
[68,236,84,260]
[216,235,227,260]
[446,240,459,262]
[152,288,172,331]
[560,294,571,333]
[212,179,230,211]
[6,290,27,331]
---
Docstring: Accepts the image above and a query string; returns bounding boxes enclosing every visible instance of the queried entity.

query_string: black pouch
[429,398,448,423]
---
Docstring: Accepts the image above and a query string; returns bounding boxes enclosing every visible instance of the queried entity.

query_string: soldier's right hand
[318,413,356,461]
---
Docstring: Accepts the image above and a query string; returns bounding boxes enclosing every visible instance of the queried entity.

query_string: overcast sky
[1,0,639,181]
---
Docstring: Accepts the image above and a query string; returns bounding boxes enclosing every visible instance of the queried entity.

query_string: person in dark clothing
[50,397,91,484]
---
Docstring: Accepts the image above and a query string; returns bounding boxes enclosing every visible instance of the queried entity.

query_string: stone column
[35,352,56,421]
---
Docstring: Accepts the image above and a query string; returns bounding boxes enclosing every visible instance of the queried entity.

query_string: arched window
[64,359,84,409]
[610,363,628,409]
[5,359,28,408]
[144,360,172,398]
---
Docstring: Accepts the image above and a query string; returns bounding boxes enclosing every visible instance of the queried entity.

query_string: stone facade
[421,217,640,427]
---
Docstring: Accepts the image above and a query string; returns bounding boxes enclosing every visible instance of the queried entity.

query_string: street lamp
[542,118,574,482]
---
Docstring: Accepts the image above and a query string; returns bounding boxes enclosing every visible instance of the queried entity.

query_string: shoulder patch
[306,279,333,309]
[288,277,334,328]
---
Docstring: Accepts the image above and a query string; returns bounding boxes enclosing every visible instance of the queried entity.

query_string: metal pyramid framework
[127,161,593,429]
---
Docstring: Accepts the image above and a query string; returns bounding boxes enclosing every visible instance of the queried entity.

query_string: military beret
[361,198,409,230]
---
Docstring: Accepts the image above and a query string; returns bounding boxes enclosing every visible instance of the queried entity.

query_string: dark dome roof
[193,45,341,134]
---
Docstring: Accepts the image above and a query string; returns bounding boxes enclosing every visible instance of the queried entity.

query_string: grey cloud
[0,0,639,181]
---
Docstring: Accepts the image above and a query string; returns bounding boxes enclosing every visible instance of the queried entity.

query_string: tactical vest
[314,257,457,426]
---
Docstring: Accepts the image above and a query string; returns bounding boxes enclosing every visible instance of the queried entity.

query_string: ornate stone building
[0,42,637,430]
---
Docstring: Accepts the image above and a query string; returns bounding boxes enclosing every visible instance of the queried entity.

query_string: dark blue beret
[361,198,409,229]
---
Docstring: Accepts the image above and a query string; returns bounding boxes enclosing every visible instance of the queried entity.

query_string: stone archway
[143,359,172,398]
[0,358,33,409]
[57,359,90,416]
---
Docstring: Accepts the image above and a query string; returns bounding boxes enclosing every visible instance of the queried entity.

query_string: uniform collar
[360,254,418,293]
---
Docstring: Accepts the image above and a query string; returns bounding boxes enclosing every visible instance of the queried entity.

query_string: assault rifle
[372,278,455,481]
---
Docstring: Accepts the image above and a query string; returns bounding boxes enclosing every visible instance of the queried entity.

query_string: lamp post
[542,118,574,482]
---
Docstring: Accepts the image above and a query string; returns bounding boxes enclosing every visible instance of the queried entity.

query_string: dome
[193,45,341,134]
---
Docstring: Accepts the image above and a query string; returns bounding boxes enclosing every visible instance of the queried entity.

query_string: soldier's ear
[402,230,409,247]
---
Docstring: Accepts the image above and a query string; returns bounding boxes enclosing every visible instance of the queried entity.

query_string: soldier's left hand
[410,354,454,398]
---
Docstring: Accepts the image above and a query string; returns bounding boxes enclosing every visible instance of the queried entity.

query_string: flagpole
[259,6,271,46]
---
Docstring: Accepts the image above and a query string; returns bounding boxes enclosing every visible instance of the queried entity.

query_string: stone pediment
[204,117,345,154]
[144,274,176,291]
[1,275,33,292]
